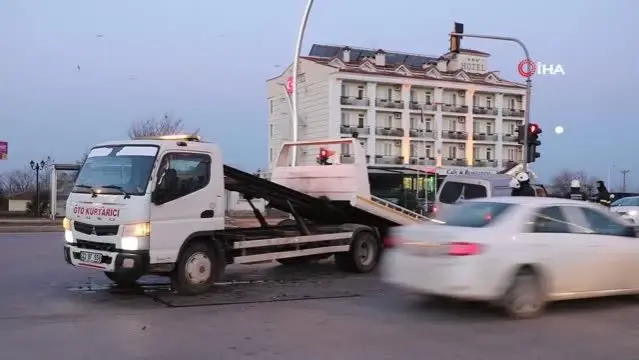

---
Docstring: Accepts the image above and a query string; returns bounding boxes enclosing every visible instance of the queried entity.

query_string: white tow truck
[63,135,427,295]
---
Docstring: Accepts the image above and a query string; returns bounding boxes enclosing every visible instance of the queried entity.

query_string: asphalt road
[2,232,639,360]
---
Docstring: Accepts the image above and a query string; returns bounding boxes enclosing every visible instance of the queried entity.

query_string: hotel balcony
[340,96,370,107]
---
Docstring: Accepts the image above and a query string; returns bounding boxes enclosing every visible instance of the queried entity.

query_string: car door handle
[200,210,214,218]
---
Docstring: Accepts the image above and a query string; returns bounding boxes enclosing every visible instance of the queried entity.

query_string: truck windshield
[72,145,158,196]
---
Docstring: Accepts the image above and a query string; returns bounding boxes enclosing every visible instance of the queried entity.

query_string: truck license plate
[80,251,102,264]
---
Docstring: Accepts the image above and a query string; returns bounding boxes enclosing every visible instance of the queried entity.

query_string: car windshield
[438,201,514,227]
[72,145,158,196]
[612,197,639,207]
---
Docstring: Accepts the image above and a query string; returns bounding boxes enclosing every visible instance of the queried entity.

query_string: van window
[439,182,464,204]
[464,184,487,199]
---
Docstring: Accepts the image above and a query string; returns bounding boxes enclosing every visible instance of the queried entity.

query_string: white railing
[369,195,429,222]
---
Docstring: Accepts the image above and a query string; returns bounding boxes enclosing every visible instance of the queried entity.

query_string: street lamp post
[291,0,315,166]
[30,157,50,217]
[450,32,533,172]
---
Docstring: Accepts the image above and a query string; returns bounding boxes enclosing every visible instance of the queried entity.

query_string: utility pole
[620,169,631,192]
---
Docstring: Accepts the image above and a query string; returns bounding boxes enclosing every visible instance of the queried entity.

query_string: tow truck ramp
[225,138,427,227]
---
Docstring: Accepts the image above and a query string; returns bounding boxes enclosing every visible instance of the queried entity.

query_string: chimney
[342,46,351,62]
[375,49,386,66]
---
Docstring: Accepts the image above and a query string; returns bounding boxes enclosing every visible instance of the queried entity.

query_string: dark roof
[309,44,439,68]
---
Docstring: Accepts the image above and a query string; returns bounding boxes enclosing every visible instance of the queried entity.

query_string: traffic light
[449,22,464,54]
[526,123,542,163]
[516,124,526,145]
[316,147,335,165]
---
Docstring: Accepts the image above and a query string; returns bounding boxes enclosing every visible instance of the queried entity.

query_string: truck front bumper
[64,245,149,273]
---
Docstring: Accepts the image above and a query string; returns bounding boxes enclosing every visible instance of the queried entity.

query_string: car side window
[578,207,628,236]
[156,152,211,203]
[531,206,570,233]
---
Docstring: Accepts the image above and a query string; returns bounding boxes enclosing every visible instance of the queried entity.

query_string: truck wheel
[335,231,380,273]
[172,241,221,296]
[501,269,546,319]
[104,271,141,287]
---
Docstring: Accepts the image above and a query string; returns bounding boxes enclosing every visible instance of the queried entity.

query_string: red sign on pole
[0,141,7,160]
[0,141,9,160]
[285,76,294,94]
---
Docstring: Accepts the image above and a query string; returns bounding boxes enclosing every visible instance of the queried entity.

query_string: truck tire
[171,241,221,296]
[104,271,141,287]
[335,230,380,273]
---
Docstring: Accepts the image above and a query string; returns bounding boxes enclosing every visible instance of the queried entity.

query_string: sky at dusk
[1,0,636,187]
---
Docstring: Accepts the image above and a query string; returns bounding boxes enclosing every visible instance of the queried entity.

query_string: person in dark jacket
[509,177,521,196]
[514,171,536,197]
[567,179,588,201]
[595,180,612,207]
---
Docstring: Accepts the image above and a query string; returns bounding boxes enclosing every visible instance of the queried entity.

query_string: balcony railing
[472,133,499,141]
[504,160,520,168]
[340,154,371,164]
[340,125,370,135]
[472,107,499,116]
[502,133,518,142]
[408,102,436,111]
[441,104,468,113]
[472,159,498,167]
[442,158,468,166]
[375,127,404,136]
[376,99,405,109]
[340,96,370,107]
[502,108,525,117]
[374,155,404,165]
[441,131,467,140]
[409,129,434,138]
[408,157,436,165]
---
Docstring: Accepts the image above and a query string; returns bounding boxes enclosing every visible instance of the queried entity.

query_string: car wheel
[501,270,546,319]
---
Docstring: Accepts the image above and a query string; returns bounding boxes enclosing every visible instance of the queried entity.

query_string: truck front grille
[75,239,116,252]
[74,221,119,236]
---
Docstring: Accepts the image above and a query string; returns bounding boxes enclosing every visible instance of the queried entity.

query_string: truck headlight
[121,236,141,251]
[122,222,151,237]
[63,217,72,231]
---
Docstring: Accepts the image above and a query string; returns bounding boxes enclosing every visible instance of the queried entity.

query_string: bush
[26,193,50,217]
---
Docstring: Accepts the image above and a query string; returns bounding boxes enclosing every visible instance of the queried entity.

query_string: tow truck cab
[63,134,225,280]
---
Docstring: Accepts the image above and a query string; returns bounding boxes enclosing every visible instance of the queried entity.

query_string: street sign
[285,76,294,94]
[0,141,7,160]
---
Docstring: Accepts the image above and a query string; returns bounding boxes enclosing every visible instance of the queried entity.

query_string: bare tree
[0,169,35,195]
[128,113,197,139]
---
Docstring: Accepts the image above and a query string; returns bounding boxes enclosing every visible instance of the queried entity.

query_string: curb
[0,226,61,233]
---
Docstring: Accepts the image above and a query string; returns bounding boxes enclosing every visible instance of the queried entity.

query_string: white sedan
[382,196,639,319]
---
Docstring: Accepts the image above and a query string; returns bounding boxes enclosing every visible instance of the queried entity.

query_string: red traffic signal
[528,123,542,135]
